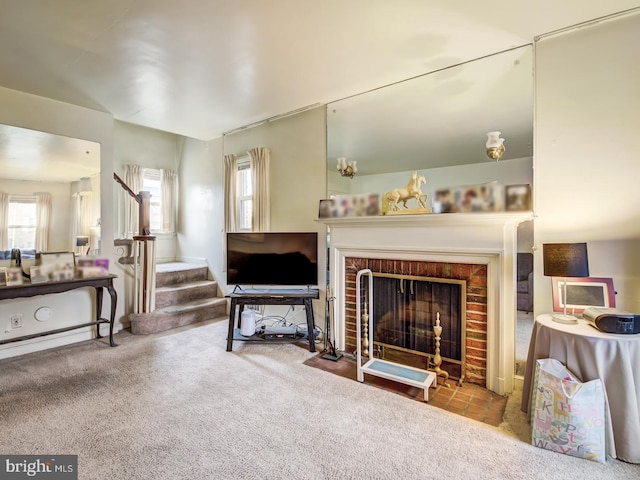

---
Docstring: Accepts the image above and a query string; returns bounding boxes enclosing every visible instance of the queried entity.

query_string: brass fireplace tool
[432,312,451,387]
[361,300,370,357]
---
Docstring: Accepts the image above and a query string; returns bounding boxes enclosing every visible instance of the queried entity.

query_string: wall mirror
[326,45,534,204]
[0,124,101,255]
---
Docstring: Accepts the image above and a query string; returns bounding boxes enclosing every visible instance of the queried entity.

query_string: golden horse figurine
[382,172,429,213]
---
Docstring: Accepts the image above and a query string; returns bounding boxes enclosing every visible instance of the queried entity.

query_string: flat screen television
[227,232,318,286]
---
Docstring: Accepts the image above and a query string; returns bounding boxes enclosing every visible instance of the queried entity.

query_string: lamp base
[552,313,579,324]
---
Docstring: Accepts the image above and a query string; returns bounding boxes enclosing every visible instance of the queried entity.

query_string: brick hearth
[344,257,488,386]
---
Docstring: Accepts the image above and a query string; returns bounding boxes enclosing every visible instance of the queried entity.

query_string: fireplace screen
[370,273,466,362]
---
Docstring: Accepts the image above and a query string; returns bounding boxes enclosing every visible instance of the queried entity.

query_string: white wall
[0,86,118,358]
[178,107,327,325]
[534,13,640,313]
[177,136,224,272]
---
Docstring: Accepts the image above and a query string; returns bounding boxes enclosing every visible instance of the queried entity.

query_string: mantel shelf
[316,211,534,228]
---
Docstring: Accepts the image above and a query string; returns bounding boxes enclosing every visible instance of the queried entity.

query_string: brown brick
[453,263,471,279]
[468,274,487,287]
[466,339,487,349]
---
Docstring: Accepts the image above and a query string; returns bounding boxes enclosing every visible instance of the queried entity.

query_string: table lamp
[543,243,589,324]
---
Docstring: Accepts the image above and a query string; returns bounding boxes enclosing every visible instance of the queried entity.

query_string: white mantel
[318,212,533,395]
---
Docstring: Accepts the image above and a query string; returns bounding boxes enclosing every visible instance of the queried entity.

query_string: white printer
[582,307,640,334]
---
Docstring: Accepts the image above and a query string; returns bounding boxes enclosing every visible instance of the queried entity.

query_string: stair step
[155,280,219,309]
[155,296,227,315]
[156,264,209,287]
[129,262,228,335]
[130,297,228,335]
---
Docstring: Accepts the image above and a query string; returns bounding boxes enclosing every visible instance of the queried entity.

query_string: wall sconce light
[337,157,357,178]
[543,242,590,324]
[486,131,505,161]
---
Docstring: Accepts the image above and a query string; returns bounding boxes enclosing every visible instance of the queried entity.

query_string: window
[142,168,162,232]
[236,158,253,231]
[8,196,36,249]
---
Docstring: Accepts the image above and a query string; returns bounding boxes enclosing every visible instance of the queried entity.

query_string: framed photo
[37,252,76,282]
[29,266,48,284]
[505,184,531,211]
[6,267,23,286]
[38,251,75,267]
[318,199,334,219]
[433,188,456,213]
[551,277,616,314]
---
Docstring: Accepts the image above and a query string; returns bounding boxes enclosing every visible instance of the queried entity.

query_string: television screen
[227,232,318,286]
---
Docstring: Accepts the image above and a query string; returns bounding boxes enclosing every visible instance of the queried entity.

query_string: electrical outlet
[10,314,23,329]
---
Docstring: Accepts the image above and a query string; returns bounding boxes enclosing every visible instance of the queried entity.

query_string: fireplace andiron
[432,313,451,387]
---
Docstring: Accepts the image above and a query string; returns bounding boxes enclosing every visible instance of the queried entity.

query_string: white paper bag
[531,358,606,463]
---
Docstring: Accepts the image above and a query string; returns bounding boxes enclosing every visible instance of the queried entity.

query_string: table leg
[304,299,316,353]
[226,298,237,351]
[107,283,118,347]
[95,287,104,339]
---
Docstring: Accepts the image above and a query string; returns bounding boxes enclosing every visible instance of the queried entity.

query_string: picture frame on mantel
[505,184,531,211]
[551,277,616,314]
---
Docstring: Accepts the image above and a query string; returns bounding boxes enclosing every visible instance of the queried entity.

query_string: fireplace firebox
[345,257,488,386]
[369,273,466,383]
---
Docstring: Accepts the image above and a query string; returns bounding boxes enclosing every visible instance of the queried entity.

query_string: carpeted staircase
[129,263,227,335]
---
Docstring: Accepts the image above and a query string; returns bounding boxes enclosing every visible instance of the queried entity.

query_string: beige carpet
[516,310,534,376]
[1,318,638,480]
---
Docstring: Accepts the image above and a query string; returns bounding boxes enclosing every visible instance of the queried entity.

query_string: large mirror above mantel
[0,124,101,256]
[326,45,534,206]
[324,45,535,388]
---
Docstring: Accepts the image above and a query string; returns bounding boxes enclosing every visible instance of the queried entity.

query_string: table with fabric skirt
[521,314,640,463]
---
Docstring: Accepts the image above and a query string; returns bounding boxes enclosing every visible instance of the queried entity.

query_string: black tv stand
[226,288,319,352]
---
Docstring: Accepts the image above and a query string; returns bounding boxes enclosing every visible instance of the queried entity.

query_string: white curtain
[0,192,8,250]
[223,154,237,233]
[35,193,52,252]
[248,147,270,232]
[70,190,93,252]
[161,168,177,233]
[71,193,80,250]
[124,164,144,237]
[80,192,93,236]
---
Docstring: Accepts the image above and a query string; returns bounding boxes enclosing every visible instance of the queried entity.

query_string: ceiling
[0,1,638,179]
[0,124,100,182]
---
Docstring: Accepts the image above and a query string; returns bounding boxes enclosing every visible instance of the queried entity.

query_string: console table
[0,275,118,347]
[226,288,319,352]
[521,313,640,463]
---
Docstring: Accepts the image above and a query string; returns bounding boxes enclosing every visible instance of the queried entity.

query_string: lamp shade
[542,243,589,278]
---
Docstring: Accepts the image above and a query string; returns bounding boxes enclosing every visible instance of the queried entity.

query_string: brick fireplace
[344,257,488,386]
[320,212,532,395]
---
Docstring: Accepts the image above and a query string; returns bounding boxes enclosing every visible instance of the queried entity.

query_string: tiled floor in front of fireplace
[303,352,507,427]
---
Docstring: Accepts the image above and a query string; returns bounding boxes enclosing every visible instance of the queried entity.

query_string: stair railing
[113,173,157,314]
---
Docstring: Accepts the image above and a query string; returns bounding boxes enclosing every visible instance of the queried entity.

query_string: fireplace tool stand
[322,288,343,361]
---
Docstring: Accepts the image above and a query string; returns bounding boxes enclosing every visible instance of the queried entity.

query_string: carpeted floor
[516,310,534,376]
[1,317,637,480]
